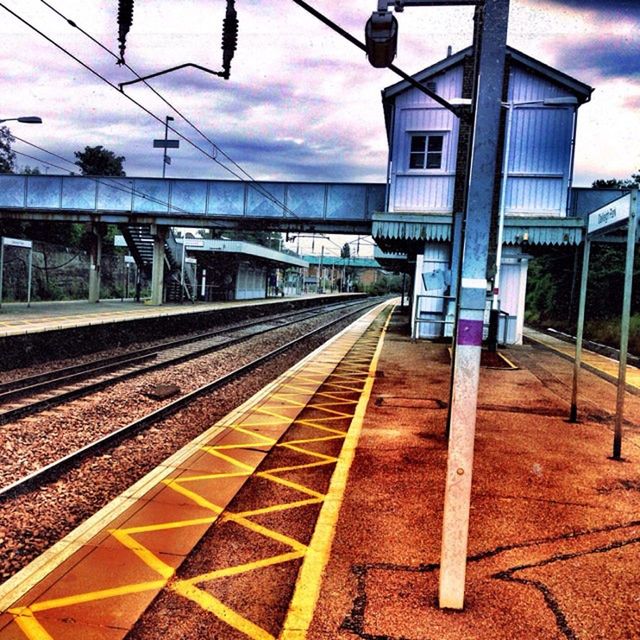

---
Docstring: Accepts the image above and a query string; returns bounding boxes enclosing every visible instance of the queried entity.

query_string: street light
[0,116,42,124]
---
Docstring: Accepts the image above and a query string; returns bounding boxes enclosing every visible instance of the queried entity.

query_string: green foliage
[0,126,16,173]
[592,172,639,190]
[74,145,126,176]
[365,273,403,296]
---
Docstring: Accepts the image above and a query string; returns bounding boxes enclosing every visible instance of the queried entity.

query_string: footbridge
[0,174,385,234]
[0,174,386,305]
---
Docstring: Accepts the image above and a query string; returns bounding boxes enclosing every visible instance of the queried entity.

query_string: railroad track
[0,299,381,499]
[0,299,376,425]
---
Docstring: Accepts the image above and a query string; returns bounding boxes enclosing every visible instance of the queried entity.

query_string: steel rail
[0,299,372,424]
[0,299,360,394]
[0,300,380,499]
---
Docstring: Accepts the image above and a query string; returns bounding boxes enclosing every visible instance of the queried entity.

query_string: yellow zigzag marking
[9,314,387,640]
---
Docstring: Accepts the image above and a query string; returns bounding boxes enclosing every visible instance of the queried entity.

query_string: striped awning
[372,212,585,246]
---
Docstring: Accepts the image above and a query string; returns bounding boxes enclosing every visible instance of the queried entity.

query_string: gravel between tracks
[0,306,368,584]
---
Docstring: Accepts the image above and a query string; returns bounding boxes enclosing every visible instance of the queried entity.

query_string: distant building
[303,255,383,293]
[372,46,593,343]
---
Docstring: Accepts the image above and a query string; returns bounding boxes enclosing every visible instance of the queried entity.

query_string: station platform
[0,294,364,370]
[1,302,639,639]
[0,296,352,339]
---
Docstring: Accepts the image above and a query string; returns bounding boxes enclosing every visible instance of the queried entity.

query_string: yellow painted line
[179,551,304,584]
[172,581,277,640]
[223,512,308,554]
[11,580,167,614]
[109,530,175,580]
[233,498,322,519]
[11,608,53,640]
[280,305,394,638]
[0,301,389,637]
[162,481,225,513]
[277,444,337,463]
[256,472,326,500]
[111,515,218,535]
[198,448,259,471]
[275,435,345,448]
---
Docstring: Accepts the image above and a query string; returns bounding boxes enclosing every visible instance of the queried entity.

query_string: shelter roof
[182,239,308,268]
[303,255,382,269]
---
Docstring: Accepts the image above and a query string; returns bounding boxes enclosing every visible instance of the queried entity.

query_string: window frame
[407,132,447,172]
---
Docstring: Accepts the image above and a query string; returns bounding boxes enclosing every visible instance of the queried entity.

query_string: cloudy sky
[0,0,638,255]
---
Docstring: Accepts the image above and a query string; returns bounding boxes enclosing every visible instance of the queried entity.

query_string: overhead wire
[31,0,302,220]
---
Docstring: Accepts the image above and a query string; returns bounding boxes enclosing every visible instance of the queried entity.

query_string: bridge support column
[150,225,167,305]
[88,223,102,303]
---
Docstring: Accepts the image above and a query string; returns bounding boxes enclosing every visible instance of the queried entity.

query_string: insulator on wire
[118,0,134,65]
[221,0,238,78]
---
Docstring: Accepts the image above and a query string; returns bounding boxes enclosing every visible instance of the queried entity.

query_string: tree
[74,145,126,176]
[0,126,16,173]
[592,171,639,190]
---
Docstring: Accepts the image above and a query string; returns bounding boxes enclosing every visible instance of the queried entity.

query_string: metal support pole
[162,116,171,179]
[180,241,186,303]
[88,224,102,303]
[27,247,33,307]
[488,102,514,352]
[570,236,590,423]
[150,226,167,305]
[0,239,4,309]
[439,0,510,610]
[613,187,637,460]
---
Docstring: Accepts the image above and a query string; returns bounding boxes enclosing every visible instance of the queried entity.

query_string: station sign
[153,139,180,149]
[588,193,631,235]
[2,236,33,249]
[185,257,197,264]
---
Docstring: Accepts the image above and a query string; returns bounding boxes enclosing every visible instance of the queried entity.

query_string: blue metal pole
[439,0,510,610]
[613,187,637,459]
[570,235,590,422]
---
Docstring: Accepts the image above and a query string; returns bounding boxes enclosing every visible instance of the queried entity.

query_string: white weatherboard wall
[235,263,267,300]
[413,243,451,339]
[388,66,462,214]
[497,247,529,345]
[504,67,576,217]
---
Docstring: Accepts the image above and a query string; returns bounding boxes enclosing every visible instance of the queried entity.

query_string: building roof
[184,239,308,268]
[381,45,594,137]
[303,255,382,269]
[371,212,585,251]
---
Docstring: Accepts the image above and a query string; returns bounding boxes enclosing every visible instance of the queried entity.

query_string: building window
[409,134,444,170]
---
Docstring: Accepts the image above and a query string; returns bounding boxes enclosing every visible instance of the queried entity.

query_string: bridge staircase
[117,224,196,302]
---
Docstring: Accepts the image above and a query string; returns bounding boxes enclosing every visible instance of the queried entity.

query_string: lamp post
[0,116,42,124]
[152,116,179,178]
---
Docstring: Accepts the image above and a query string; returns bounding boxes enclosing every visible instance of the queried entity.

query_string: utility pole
[439,0,510,610]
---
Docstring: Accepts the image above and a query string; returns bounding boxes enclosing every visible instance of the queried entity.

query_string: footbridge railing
[0,174,385,233]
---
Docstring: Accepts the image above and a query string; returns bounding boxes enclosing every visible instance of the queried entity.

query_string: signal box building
[371,46,593,343]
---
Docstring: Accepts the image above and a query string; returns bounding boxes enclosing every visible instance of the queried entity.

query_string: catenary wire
[27,0,302,220]
[39,0,268,190]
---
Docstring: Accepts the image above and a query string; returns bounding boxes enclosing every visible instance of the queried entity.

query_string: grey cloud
[554,39,640,79]
[540,0,640,15]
